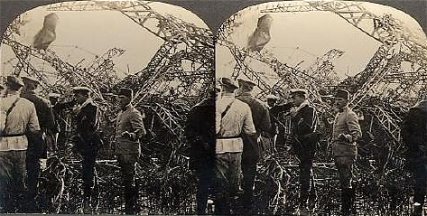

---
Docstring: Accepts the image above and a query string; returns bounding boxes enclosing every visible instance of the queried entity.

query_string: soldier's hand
[40,159,47,170]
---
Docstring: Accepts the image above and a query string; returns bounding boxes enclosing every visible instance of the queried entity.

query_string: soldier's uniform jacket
[290,102,318,157]
[1,93,40,151]
[55,98,103,151]
[237,93,271,135]
[21,90,55,133]
[332,106,362,158]
[21,90,56,157]
[115,104,146,155]
[185,96,215,171]
[402,100,427,164]
[216,93,256,154]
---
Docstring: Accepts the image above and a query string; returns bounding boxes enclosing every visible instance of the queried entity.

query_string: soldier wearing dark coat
[54,87,102,213]
[20,76,56,211]
[236,78,271,212]
[402,96,427,216]
[288,89,319,214]
[185,90,215,215]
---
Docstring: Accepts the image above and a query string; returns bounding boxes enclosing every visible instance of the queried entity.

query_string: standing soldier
[402,94,427,216]
[185,89,215,215]
[215,77,257,214]
[266,94,293,152]
[0,76,41,213]
[331,89,361,216]
[236,77,271,212]
[20,76,56,211]
[115,88,146,214]
[288,89,319,215]
[48,93,62,151]
[55,87,103,213]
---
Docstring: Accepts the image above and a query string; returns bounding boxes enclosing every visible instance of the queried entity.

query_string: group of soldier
[0,75,146,214]
[187,76,427,216]
[0,73,426,215]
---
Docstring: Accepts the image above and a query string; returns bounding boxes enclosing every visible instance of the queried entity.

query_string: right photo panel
[215,1,427,215]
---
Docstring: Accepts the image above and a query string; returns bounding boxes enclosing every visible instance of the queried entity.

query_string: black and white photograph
[0,0,427,215]
[215,0,426,215]
[0,0,213,214]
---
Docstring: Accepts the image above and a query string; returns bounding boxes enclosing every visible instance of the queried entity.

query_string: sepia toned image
[215,1,426,215]
[0,0,213,214]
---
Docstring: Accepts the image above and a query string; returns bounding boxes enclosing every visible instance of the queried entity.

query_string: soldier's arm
[260,104,272,134]
[299,107,317,133]
[346,112,362,142]
[243,107,257,135]
[53,100,75,111]
[43,100,57,133]
[86,105,99,134]
[27,104,41,133]
[130,111,146,140]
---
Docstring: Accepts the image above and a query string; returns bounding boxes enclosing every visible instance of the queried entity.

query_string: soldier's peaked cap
[290,89,308,96]
[334,89,350,100]
[22,76,40,85]
[237,77,256,87]
[6,75,24,87]
[72,86,91,94]
[218,77,238,89]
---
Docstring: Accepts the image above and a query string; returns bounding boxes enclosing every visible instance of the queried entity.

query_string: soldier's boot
[83,197,92,214]
[341,188,353,216]
[124,186,138,215]
[295,191,311,216]
[413,192,425,216]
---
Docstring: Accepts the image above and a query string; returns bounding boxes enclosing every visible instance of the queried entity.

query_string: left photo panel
[0,1,214,214]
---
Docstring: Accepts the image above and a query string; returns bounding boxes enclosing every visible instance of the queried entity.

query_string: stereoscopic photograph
[0,0,426,215]
[0,0,213,214]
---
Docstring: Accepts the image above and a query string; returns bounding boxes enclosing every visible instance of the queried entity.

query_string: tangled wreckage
[1,0,426,214]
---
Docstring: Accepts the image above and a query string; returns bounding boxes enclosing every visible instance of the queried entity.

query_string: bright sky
[0,1,209,80]
[216,1,427,82]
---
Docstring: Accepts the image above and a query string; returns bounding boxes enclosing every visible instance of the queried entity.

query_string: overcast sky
[216,1,426,83]
[0,1,209,80]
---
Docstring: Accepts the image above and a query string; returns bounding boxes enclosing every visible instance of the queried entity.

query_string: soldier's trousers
[117,153,139,214]
[81,149,98,199]
[297,157,315,205]
[26,150,41,200]
[334,156,354,188]
[195,166,214,214]
[413,163,427,205]
[0,150,26,213]
[241,158,257,208]
[214,152,242,215]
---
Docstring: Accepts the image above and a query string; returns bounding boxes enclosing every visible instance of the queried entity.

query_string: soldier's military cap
[290,89,308,96]
[334,89,350,100]
[266,94,279,100]
[118,88,133,99]
[6,75,24,87]
[218,77,238,89]
[237,77,256,87]
[22,76,40,85]
[72,86,91,94]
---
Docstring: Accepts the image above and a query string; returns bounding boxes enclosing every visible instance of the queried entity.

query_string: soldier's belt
[217,135,241,139]
[1,133,25,137]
